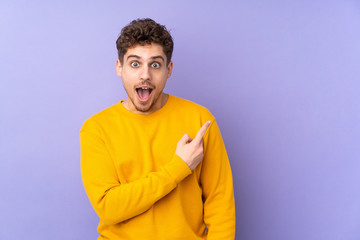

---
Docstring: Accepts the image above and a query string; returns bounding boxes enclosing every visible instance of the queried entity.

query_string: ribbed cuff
[164,155,192,184]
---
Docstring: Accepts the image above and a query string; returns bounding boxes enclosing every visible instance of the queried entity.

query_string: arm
[80,128,192,225]
[80,120,209,225]
[201,120,236,239]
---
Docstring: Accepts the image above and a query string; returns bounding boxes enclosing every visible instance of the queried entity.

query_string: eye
[131,61,139,67]
[151,62,160,68]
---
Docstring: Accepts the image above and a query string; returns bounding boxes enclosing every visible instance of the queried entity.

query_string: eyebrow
[127,55,165,62]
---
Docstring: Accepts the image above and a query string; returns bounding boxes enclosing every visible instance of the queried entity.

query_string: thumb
[178,134,191,145]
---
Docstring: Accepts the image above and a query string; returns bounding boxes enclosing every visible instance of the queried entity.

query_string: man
[80,18,235,239]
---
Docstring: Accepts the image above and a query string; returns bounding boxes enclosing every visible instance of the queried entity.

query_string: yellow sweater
[80,95,235,240]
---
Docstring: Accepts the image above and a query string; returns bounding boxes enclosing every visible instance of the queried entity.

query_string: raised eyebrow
[126,55,165,62]
[151,56,165,62]
[127,55,141,60]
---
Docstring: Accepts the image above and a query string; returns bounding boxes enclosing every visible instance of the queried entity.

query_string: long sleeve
[200,120,236,239]
[80,122,192,225]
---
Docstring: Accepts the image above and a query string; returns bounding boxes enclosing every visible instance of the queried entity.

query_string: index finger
[193,121,211,144]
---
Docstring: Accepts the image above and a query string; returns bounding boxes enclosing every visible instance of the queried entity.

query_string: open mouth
[136,87,153,102]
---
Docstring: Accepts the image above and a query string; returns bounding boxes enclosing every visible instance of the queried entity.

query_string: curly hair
[116,18,174,65]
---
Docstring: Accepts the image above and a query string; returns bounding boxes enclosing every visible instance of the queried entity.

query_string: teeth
[141,88,149,90]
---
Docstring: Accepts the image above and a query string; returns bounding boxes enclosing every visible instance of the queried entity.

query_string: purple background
[1,0,360,239]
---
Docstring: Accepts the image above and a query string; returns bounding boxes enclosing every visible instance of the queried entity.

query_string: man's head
[116,18,173,65]
[115,19,174,114]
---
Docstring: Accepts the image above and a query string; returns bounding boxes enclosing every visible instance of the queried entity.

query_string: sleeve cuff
[164,155,192,184]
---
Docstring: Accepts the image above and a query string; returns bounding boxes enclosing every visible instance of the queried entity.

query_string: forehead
[124,43,166,61]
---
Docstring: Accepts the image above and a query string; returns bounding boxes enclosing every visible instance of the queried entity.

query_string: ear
[167,61,173,78]
[116,59,122,77]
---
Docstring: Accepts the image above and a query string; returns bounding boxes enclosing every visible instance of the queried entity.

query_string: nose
[140,65,151,80]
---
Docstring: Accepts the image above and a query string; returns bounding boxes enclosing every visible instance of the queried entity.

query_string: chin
[127,90,163,113]
[135,105,151,113]
[134,100,155,113]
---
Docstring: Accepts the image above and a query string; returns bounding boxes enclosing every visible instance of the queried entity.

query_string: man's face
[116,43,173,114]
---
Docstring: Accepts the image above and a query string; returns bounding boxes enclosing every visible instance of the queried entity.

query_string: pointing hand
[175,121,211,170]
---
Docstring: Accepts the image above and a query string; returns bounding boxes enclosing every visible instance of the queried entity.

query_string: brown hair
[116,18,174,65]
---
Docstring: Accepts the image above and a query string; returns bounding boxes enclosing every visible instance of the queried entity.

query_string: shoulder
[170,95,215,121]
[80,103,120,133]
